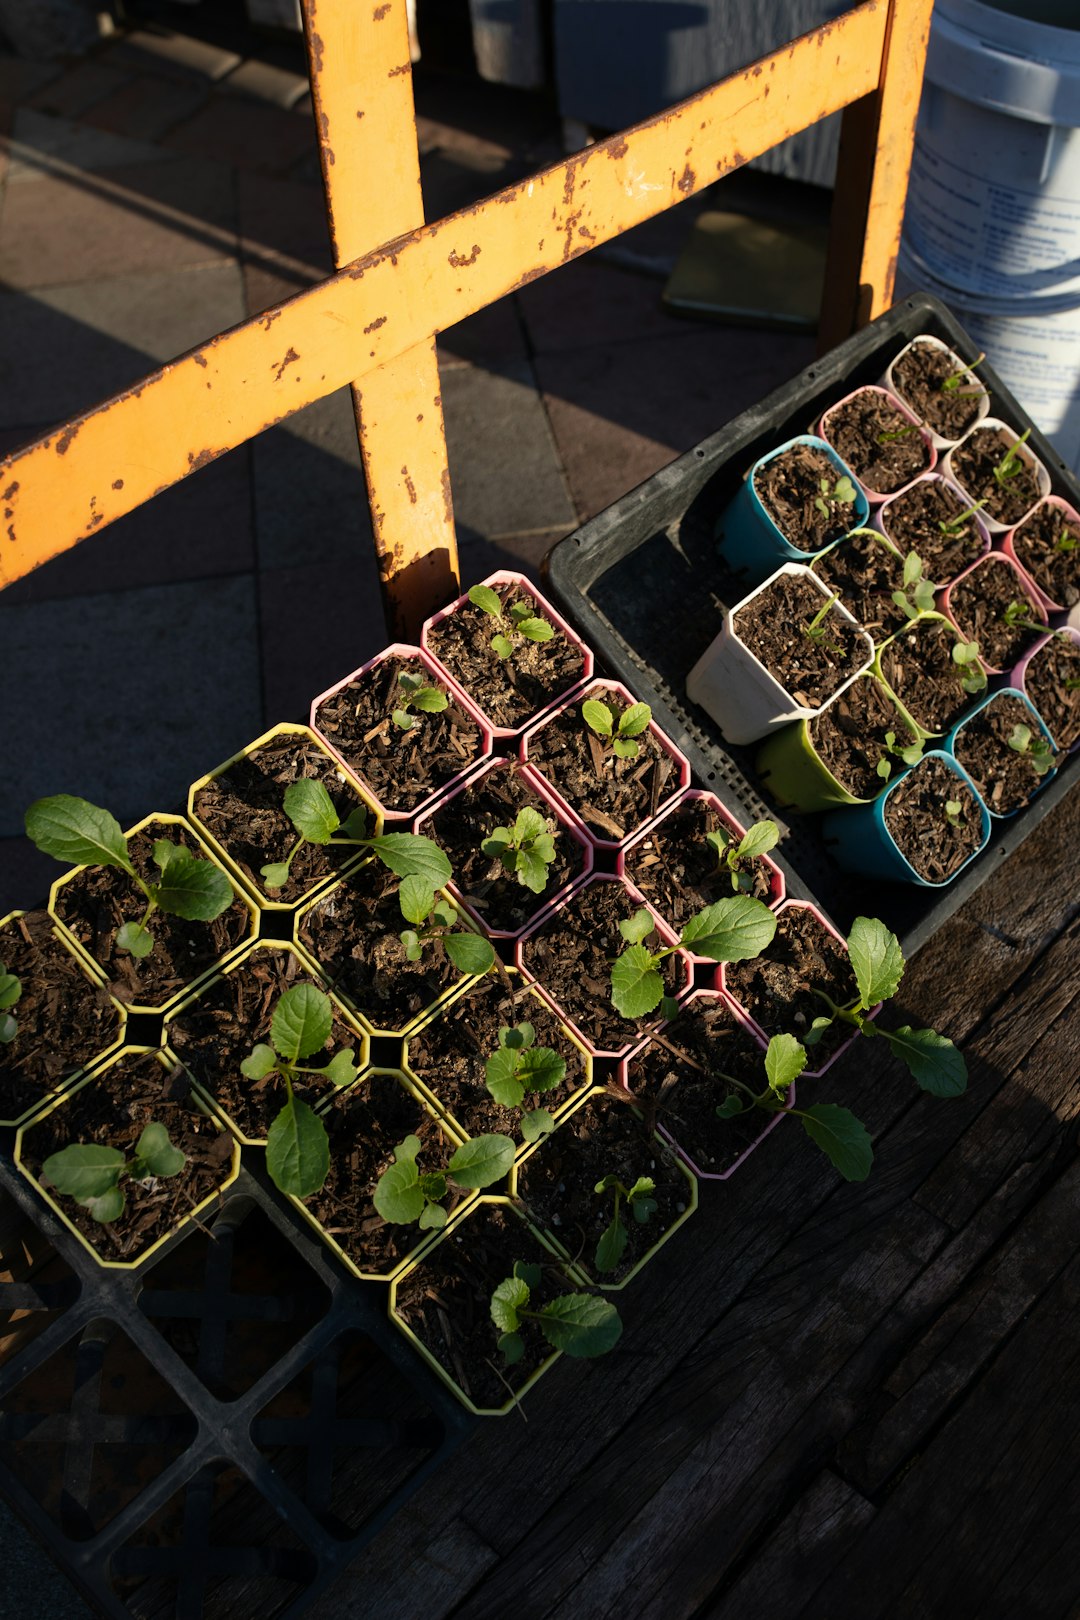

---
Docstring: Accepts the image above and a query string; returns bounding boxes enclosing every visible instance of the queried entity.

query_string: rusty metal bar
[0,1,900,594]
[302,0,459,635]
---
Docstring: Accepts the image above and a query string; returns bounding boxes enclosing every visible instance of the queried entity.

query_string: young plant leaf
[240,1044,277,1080]
[411,687,450,714]
[881,1026,967,1097]
[737,820,780,860]
[490,1274,529,1333]
[469,583,503,618]
[485,1047,527,1108]
[764,1032,807,1093]
[152,848,233,921]
[518,617,554,643]
[517,1046,566,1093]
[116,921,154,958]
[611,738,639,760]
[491,634,514,660]
[42,1143,125,1201]
[372,1154,426,1224]
[595,1213,628,1274]
[0,1014,16,1044]
[582,698,614,736]
[498,1331,525,1364]
[419,1202,448,1230]
[521,1107,555,1142]
[132,1121,186,1179]
[444,931,496,976]
[716,1093,745,1119]
[610,943,664,1019]
[84,1185,126,1223]
[847,916,905,1008]
[270,983,333,1063]
[366,833,452,887]
[25,795,131,872]
[266,1094,330,1198]
[618,703,652,738]
[398,874,435,926]
[0,973,20,1012]
[400,929,422,962]
[800,1104,873,1182]
[679,897,777,963]
[515,847,552,894]
[323,1049,359,1089]
[260,862,292,889]
[447,1133,515,1189]
[282,779,340,844]
[619,907,655,946]
[538,1293,623,1357]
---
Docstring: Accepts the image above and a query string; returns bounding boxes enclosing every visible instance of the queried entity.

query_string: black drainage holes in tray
[0,1316,198,1543]
[108,1457,317,1620]
[136,1199,332,1403]
[251,1327,446,1541]
[1,1182,81,1361]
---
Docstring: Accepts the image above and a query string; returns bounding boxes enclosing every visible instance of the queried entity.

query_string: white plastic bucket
[900,0,1080,472]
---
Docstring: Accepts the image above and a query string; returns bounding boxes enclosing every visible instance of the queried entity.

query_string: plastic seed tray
[545,293,1080,955]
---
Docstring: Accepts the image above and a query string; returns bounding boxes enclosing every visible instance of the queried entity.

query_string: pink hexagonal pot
[1000,495,1080,617]
[939,552,1049,677]
[819,385,937,504]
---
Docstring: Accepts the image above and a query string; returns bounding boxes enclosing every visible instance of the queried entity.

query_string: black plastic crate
[545,293,1079,956]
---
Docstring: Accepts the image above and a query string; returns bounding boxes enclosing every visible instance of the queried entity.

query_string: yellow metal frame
[0,0,932,637]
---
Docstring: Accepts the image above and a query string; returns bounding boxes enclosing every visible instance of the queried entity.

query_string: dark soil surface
[165,948,365,1140]
[822,388,932,496]
[724,906,858,1061]
[733,571,870,709]
[192,733,372,906]
[393,1202,576,1411]
[426,583,587,730]
[752,441,861,551]
[302,1070,465,1277]
[811,530,910,643]
[296,861,466,1031]
[879,477,987,582]
[525,687,679,844]
[312,653,485,815]
[623,997,776,1175]
[949,426,1043,527]
[878,618,982,734]
[427,762,585,934]
[520,881,684,1055]
[623,798,775,933]
[515,1092,691,1285]
[946,558,1044,673]
[952,694,1056,816]
[52,822,252,1009]
[881,757,985,882]
[22,1052,236,1264]
[1009,501,1080,611]
[890,341,987,441]
[405,975,590,1143]
[1023,634,1080,751]
[808,675,922,801]
[0,911,121,1122]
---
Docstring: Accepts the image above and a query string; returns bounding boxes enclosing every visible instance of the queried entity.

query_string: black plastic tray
[545,293,1079,957]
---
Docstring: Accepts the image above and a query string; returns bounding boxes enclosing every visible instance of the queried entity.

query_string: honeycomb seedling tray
[545,293,1080,955]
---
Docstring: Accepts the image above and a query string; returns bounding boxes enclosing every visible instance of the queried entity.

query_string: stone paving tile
[457,526,572,587]
[221,57,309,110]
[102,27,242,84]
[0,431,253,605]
[235,169,333,273]
[535,325,814,521]
[516,257,681,355]
[258,554,388,726]
[0,573,262,839]
[83,73,209,143]
[5,106,170,183]
[163,96,316,176]
[243,262,318,324]
[26,59,128,121]
[253,387,371,572]
[419,146,523,223]
[442,359,576,543]
[0,156,237,289]
[437,298,529,372]
[0,263,245,428]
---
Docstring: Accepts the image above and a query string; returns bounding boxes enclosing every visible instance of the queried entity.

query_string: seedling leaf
[43,1143,125,1201]
[521,1107,555,1142]
[518,1046,566,1093]
[539,1293,623,1357]
[399,874,436,926]
[596,1214,628,1274]
[737,820,779,860]
[283,779,340,845]
[133,1122,186,1179]
[498,1331,525,1364]
[419,1203,448,1230]
[612,737,639,759]
[619,703,652,738]
[366,833,452,887]
[372,1154,425,1224]
[240,1044,277,1080]
[619,907,655,946]
[323,1049,359,1089]
[266,1094,330,1198]
[881,1026,967,1097]
[84,1185,126,1223]
[610,943,664,1019]
[848,916,905,1008]
[116,922,154,958]
[582,699,614,736]
[271,983,333,1062]
[447,1133,515,1189]
[469,584,503,617]
[519,617,554,643]
[764,1033,807,1093]
[411,686,449,714]
[153,849,233,921]
[260,862,292,889]
[25,795,131,872]
[490,1275,529,1333]
[800,1104,873,1182]
[0,973,20,1012]
[491,634,513,659]
[444,931,496,976]
[680,897,777,963]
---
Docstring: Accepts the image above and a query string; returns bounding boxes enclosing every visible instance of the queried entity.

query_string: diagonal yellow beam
[0,1,889,592]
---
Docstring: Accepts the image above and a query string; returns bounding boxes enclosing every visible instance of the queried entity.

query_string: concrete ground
[0,16,816,1611]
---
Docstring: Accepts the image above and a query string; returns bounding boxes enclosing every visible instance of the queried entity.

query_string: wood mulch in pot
[890,341,986,441]
[0,910,120,1121]
[879,478,987,582]
[733,571,868,710]
[724,906,858,1062]
[426,582,586,729]
[406,975,589,1143]
[1023,635,1080,751]
[807,676,922,801]
[952,694,1055,816]
[881,757,985,883]
[165,948,364,1141]
[949,426,1042,527]
[823,389,932,496]
[623,798,774,931]
[947,560,1044,672]
[515,1092,690,1286]
[52,823,251,1008]
[1009,502,1080,611]
[752,441,859,551]
[21,1052,235,1264]
[878,619,981,734]
[812,530,910,642]
[313,654,485,814]
[526,690,677,845]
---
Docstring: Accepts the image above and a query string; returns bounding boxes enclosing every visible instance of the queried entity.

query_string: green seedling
[1002,600,1047,638]
[468,584,555,660]
[799,915,967,1100]
[993,427,1033,489]
[802,592,843,644]
[43,1121,186,1224]
[875,422,918,445]
[397,880,496,975]
[481,806,557,896]
[714,1033,873,1182]
[25,796,233,960]
[951,638,988,696]
[611,898,776,1021]
[890,551,938,622]
[261,779,451,893]
[491,1260,622,1365]
[705,819,780,895]
[814,474,858,516]
[938,496,989,538]
[393,669,449,731]
[944,797,965,829]
[1054,529,1079,554]
[0,964,21,1044]
[582,697,652,760]
[485,1022,566,1142]
[240,983,360,1198]
[1066,677,1080,693]
[941,351,985,393]
[594,1173,658,1273]
[373,1130,515,1231]
[1007,722,1055,777]
[876,730,925,783]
